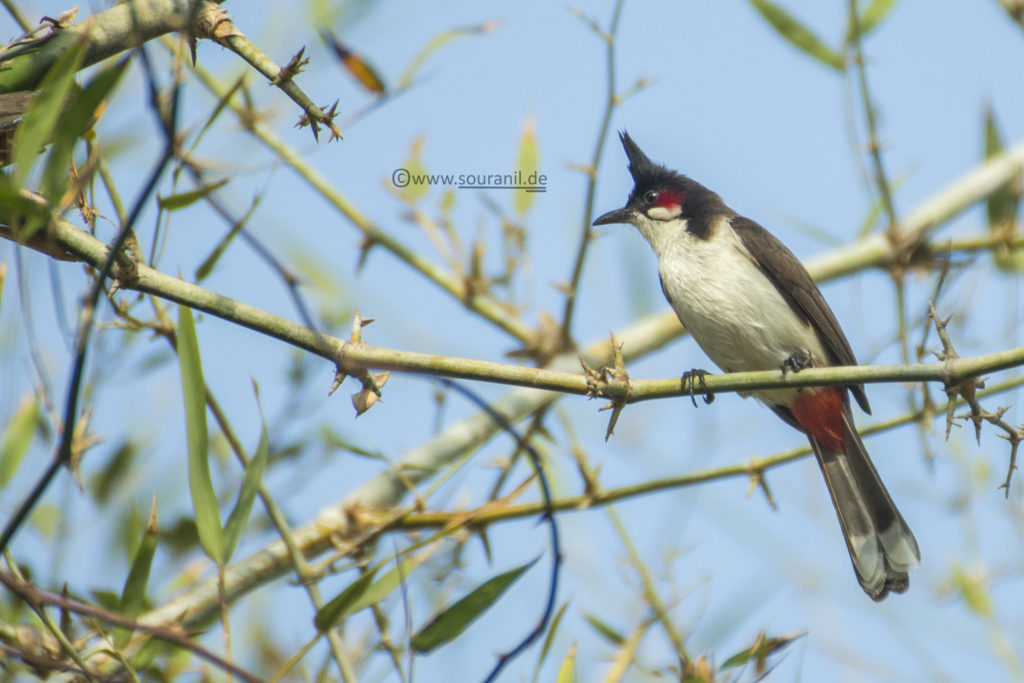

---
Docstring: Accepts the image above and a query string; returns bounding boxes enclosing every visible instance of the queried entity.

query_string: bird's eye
[643,190,658,205]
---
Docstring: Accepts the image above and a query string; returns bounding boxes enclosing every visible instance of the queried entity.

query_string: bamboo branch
[12,211,1024,403]
[0,0,199,93]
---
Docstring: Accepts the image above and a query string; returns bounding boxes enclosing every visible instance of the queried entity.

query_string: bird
[593,131,919,600]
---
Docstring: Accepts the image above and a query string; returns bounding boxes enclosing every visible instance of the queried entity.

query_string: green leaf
[398,21,500,88]
[30,502,58,538]
[748,0,844,71]
[514,118,540,216]
[532,601,569,683]
[190,75,245,153]
[41,55,129,208]
[90,590,122,611]
[952,565,993,618]
[859,0,899,35]
[0,394,40,488]
[983,107,1024,271]
[158,178,230,211]
[315,550,433,631]
[91,440,138,503]
[195,192,261,282]
[985,107,1018,226]
[177,305,222,564]
[440,189,455,215]
[114,498,159,648]
[159,516,200,557]
[398,136,429,203]
[555,644,577,683]
[584,613,624,646]
[346,555,422,614]
[411,559,535,653]
[722,631,805,671]
[11,39,87,191]
[996,0,1024,30]
[221,392,269,563]
[314,566,382,632]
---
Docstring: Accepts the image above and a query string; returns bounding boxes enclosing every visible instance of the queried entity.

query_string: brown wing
[731,216,870,414]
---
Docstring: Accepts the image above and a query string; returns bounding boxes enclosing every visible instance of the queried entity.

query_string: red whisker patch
[657,189,686,210]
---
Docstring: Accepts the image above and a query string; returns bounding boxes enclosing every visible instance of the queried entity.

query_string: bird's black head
[593,131,729,239]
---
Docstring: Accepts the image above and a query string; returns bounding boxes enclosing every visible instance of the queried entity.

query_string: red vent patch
[790,386,844,453]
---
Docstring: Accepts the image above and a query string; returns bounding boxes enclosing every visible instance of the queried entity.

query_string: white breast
[637,215,827,406]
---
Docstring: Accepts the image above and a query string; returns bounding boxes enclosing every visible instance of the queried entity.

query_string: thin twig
[559,0,626,348]
[0,570,264,683]
[847,0,897,232]
[607,509,690,669]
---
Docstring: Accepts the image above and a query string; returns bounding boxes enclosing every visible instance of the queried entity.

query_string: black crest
[620,131,686,194]
[618,131,730,238]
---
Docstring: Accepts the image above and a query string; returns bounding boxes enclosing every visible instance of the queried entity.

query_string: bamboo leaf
[177,305,222,564]
[532,601,569,683]
[985,107,1019,227]
[952,565,993,618]
[555,644,577,683]
[314,566,382,632]
[603,621,650,683]
[514,117,540,216]
[584,613,624,646]
[398,136,429,203]
[158,178,230,211]
[195,192,261,282]
[722,631,805,672]
[984,107,1024,271]
[321,30,386,93]
[859,0,900,35]
[114,498,159,648]
[91,441,138,503]
[222,397,268,562]
[41,55,129,208]
[996,0,1024,30]
[411,559,535,653]
[0,394,40,488]
[346,554,422,614]
[11,39,87,190]
[398,21,500,88]
[748,0,844,71]
[30,502,58,538]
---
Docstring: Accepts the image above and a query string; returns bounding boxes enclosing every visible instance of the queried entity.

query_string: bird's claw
[681,368,714,407]
[781,350,814,375]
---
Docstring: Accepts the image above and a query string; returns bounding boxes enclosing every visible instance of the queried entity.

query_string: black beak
[593,206,633,226]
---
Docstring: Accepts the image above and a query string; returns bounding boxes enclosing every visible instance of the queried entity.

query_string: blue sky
[3,1,1024,681]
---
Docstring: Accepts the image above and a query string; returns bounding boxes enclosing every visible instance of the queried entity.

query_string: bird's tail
[809,408,920,600]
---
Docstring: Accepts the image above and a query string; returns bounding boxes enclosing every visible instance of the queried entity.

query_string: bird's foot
[781,350,814,375]
[681,368,715,407]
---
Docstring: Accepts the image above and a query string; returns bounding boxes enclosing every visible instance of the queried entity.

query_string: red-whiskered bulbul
[594,131,919,600]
